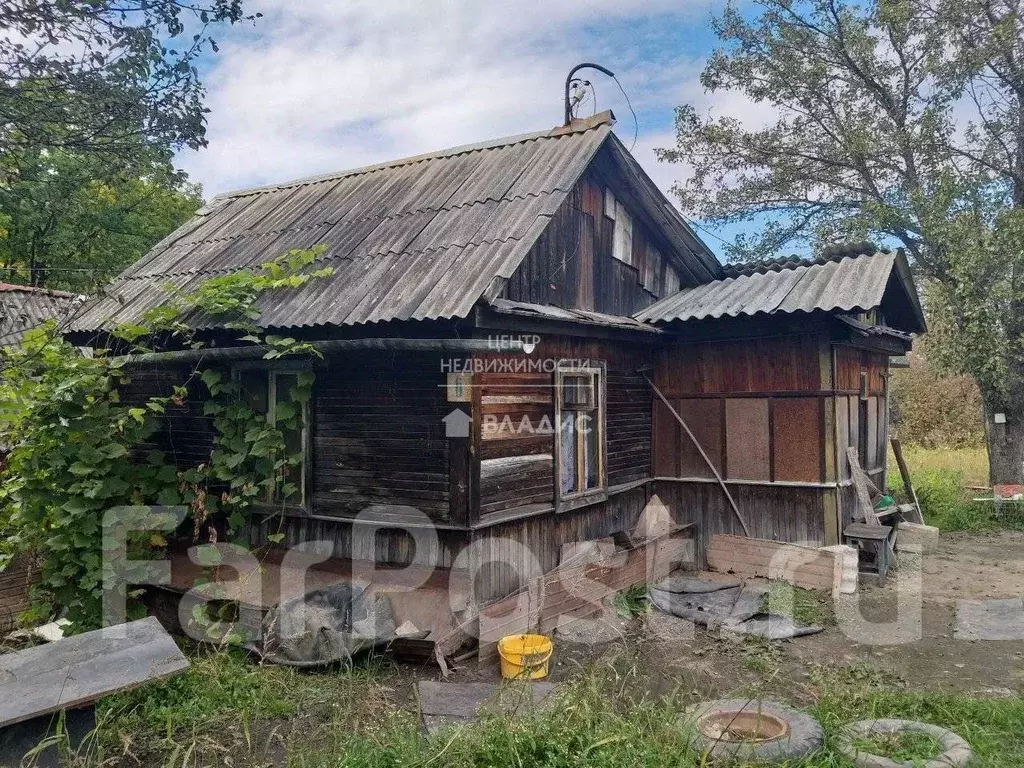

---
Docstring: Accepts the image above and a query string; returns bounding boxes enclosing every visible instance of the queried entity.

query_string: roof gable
[634,249,926,333]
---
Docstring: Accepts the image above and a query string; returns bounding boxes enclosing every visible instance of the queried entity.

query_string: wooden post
[890,438,924,524]
[819,336,840,545]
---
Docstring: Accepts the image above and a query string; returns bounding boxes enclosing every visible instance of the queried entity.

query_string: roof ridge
[721,244,891,278]
[204,111,616,206]
[0,282,81,298]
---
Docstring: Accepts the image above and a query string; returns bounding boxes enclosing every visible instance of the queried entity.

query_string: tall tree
[0,1,258,161]
[0,149,200,290]
[660,0,1024,483]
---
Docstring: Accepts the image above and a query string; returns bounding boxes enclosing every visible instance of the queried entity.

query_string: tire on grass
[681,698,824,763]
[836,719,973,768]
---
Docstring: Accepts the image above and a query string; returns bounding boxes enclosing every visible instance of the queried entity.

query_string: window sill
[557,489,608,513]
[473,478,651,529]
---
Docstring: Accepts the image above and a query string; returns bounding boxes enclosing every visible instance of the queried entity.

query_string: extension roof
[0,283,85,346]
[634,248,926,333]
[69,111,721,335]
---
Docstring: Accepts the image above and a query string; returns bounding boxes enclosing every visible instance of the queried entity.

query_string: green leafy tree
[0,1,259,160]
[660,0,1024,483]
[0,149,200,289]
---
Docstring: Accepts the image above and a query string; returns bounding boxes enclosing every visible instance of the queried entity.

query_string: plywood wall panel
[654,335,822,396]
[725,398,770,480]
[773,398,822,482]
[677,398,724,478]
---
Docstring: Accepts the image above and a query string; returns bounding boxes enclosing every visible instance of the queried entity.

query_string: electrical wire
[686,219,734,248]
[611,74,639,152]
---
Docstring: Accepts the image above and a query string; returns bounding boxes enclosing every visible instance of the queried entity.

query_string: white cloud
[178,0,723,199]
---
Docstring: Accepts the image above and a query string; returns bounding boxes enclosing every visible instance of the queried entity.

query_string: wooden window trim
[233,365,313,512]
[554,361,607,512]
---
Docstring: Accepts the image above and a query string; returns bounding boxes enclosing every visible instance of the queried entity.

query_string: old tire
[681,698,824,763]
[836,719,973,768]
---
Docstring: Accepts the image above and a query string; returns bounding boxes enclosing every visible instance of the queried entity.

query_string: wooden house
[67,111,924,613]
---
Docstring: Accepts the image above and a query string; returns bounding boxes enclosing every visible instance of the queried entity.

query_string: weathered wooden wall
[250,482,697,606]
[120,364,216,469]
[0,554,35,633]
[653,480,829,551]
[503,167,686,317]
[128,352,454,524]
[469,484,678,603]
[652,334,828,485]
[312,351,451,523]
[650,333,895,546]
[833,345,890,530]
[474,338,652,520]
[246,513,467,570]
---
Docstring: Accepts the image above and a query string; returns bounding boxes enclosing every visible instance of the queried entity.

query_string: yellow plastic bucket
[497,634,553,680]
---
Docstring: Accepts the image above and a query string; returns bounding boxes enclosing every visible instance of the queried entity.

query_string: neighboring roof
[0,283,84,346]
[69,111,718,336]
[634,249,926,333]
[487,298,663,334]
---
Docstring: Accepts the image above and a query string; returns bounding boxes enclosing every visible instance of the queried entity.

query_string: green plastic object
[873,494,895,510]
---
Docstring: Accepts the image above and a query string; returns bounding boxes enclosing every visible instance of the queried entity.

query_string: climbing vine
[0,246,332,630]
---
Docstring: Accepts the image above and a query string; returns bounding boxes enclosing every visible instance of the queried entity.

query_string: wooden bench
[0,617,188,767]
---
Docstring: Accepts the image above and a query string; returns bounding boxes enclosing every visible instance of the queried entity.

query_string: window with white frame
[555,364,605,498]
[237,368,310,506]
[604,188,634,266]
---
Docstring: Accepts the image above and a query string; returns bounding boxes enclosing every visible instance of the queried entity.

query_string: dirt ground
[441,531,1024,701]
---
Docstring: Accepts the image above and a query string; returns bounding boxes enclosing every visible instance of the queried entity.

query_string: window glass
[560,412,577,495]
[604,188,617,219]
[556,366,604,500]
[561,375,593,409]
[239,370,269,414]
[612,203,633,265]
[583,412,600,488]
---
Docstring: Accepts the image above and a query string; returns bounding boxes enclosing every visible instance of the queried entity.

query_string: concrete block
[897,522,939,554]
[822,544,858,595]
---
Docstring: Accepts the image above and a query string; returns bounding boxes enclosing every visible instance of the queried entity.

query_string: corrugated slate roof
[634,250,925,332]
[69,113,620,334]
[0,283,85,346]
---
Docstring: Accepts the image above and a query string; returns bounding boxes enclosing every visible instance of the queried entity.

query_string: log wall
[312,351,451,523]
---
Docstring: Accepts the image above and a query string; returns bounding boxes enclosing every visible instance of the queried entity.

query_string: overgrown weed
[80,647,1024,767]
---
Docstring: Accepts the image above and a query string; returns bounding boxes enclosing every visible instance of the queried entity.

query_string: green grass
[885,445,1017,532]
[74,649,1024,767]
[84,644,396,765]
[889,444,989,487]
[766,581,834,627]
[612,585,650,619]
[851,730,944,765]
[810,663,1024,768]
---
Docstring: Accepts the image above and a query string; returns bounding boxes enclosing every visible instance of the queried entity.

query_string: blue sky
[177,1,771,259]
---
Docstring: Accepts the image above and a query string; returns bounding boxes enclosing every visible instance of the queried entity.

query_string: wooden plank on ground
[0,617,188,728]
[706,534,841,591]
